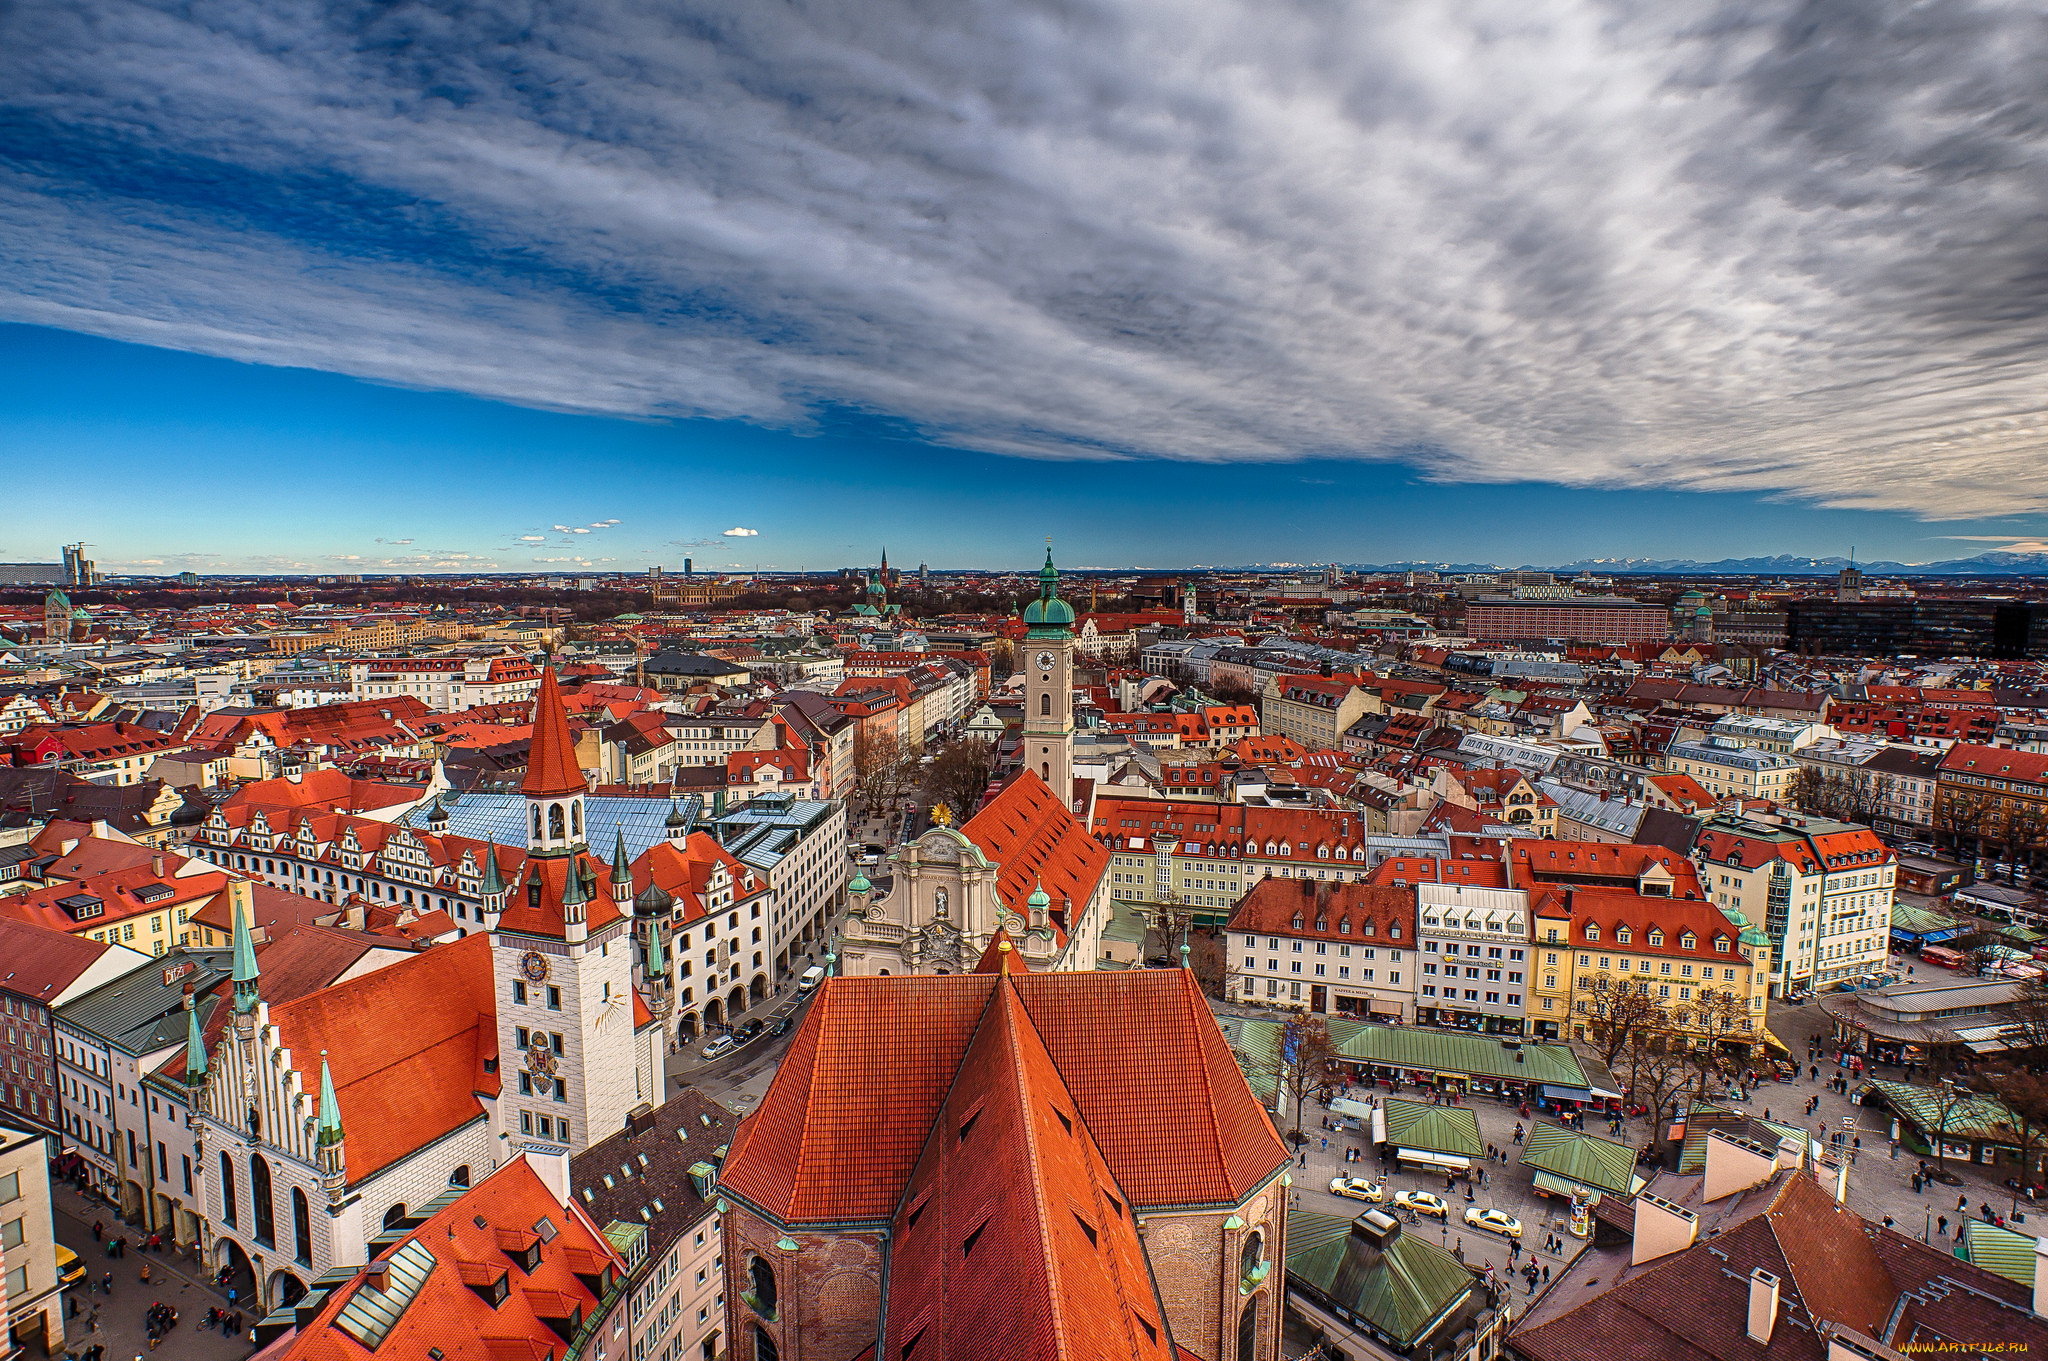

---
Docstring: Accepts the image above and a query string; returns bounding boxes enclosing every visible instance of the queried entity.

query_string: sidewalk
[49,1182,252,1359]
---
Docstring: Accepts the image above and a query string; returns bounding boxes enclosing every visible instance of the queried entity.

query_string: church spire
[523,667,585,800]
[181,991,207,1092]
[610,826,634,909]
[315,1050,347,1204]
[231,885,260,1015]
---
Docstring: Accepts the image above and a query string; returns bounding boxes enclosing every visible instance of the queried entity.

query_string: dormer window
[1680,932,1696,950]
[1291,913,1304,930]
[1715,937,1730,952]
[1585,924,1599,942]
[1338,917,1351,935]
[1646,930,1661,947]
[1616,927,1631,944]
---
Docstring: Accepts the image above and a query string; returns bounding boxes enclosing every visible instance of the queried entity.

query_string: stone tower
[1020,545,1077,805]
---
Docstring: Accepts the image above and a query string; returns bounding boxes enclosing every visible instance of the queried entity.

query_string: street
[47,1180,252,1360]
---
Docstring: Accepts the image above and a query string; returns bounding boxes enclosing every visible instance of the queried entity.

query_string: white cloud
[519,535,546,543]
[5,1,2048,516]
[723,527,759,538]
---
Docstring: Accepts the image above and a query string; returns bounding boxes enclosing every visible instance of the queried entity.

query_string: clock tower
[1021,544,1077,804]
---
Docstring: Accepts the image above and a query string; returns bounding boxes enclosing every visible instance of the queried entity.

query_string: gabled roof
[718,970,1285,1226]
[265,932,500,1184]
[881,979,1178,1359]
[960,770,1108,925]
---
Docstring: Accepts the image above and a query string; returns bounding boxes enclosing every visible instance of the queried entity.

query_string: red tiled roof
[522,667,585,800]
[719,970,1285,1226]
[266,932,499,1184]
[961,770,1108,927]
[1227,878,1417,943]
[881,980,1175,1360]
[275,1156,624,1360]
[0,917,133,1003]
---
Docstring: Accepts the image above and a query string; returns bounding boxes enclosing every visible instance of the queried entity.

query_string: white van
[799,966,826,992]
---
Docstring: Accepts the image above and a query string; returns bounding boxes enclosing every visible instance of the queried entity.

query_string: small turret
[228,881,261,1067]
[181,985,208,1096]
[479,840,507,925]
[665,797,688,842]
[609,826,634,910]
[561,855,589,944]
[1027,881,1051,933]
[315,1050,347,1205]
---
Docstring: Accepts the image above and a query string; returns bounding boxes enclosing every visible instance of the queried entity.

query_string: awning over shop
[1329,1097,1375,1124]
[1541,1084,1594,1103]
[1530,1170,1603,1204]
[1761,1027,1792,1056]
[1956,1024,2020,1054]
[1397,1147,1471,1172]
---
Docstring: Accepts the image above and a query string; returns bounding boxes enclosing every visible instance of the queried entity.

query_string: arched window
[219,1151,237,1227]
[572,801,582,836]
[754,1325,781,1361]
[449,1165,471,1188]
[383,1203,407,1231]
[1237,1296,1259,1361]
[549,804,566,840]
[1240,1229,1265,1279]
[532,805,542,839]
[251,1154,276,1247]
[1040,693,1051,716]
[747,1255,778,1319]
[292,1187,312,1265]
[1042,763,1050,781]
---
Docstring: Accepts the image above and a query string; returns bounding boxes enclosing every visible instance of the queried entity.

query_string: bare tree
[1671,989,1755,1100]
[1793,765,1828,815]
[1984,1065,2048,1213]
[1186,930,1229,998]
[924,736,996,824]
[1574,973,1669,1072]
[852,729,904,822]
[1279,1015,1339,1144]
[1938,790,1990,863]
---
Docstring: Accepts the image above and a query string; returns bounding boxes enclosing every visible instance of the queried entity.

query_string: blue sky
[4,324,2040,574]
[4,1,2046,574]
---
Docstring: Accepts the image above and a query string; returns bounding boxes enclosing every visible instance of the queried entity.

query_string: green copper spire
[183,998,207,1088]
[316,1050,344,1147]
[230,890,260,1015]
[645,914,666,977]
[561,857,589,908]
[480,840,504,895]
[611,825,633,886]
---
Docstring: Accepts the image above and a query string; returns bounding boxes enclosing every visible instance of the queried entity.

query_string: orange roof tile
[267,932,499,1184]
[961,771,1108,928]
[522,667,585,800]
[719,970,1285,1226]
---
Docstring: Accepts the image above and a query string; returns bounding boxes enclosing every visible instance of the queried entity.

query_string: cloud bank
[3,0,2047,516]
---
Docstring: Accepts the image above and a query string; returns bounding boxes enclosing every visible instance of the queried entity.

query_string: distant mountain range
[1335,552,2048,577]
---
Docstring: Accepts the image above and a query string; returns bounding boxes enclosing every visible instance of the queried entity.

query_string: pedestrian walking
[92,1219,103,1242]
[1939,1214,1948,1236]
[1543,1264,1550,1283]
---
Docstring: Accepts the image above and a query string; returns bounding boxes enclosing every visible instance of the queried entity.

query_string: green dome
[1739,926,1771,946]
[1023,596,1076,628]
[1027,883,1051,910]
[1023,545,1075,635]
[849,873,872,896]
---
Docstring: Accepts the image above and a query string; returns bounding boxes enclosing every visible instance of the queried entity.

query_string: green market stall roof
[1287,1208,1478,1348]
[1518,1119,1645,1198]
[1381,1098,1484,1158]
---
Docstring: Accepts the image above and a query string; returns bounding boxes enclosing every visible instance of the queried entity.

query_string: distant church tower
[43,589,69,644]
[1021,545,1077,805]
[1183,582,1197,625]
[492,667,641,1155]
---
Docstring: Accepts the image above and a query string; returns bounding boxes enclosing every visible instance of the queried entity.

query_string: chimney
[1631,1192,1699,1266]
[92,819,110,840]
[60,839,79,857]
[152,854,165,880]
[1774,1133,1804,1172]
[2033,1236,2048,1317]
[1747,1268,1781,1345]
[1814,1150,1849,1205]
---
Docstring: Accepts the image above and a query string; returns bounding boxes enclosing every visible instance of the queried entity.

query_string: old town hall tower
[1020,545,1077,806]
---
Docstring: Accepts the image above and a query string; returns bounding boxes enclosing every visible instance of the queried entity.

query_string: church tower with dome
[1020,545,1076,806]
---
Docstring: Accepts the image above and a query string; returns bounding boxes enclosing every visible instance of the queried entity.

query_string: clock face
[519,950,551,984]
[1036,650,1056,672]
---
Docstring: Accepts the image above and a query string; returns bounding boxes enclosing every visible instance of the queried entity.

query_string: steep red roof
[521,667,585,800]
[266,932,499,1184]
[961,770,1108,927]
[719,971,1285,1226]
[881,980,1176,1360]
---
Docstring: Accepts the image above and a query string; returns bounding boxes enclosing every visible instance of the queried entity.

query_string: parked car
[702,1035,738,1060]
[1464,1206,1523,1239]
[55,1243,85,1287]
[1395,1190,1450,1220]
[737,1018,766,1041]
[1328,1177,1387,1203]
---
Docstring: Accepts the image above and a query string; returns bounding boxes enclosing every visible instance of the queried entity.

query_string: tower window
[1040,693,1051,716]
[548,804,566,840]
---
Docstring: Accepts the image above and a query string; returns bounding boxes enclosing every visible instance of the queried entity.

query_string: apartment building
[1414,882,1530,1034]
[344,653,541,709]
[1694,812,1895,995]
[1226,879,1416,1018]
[1665,737,1800,803]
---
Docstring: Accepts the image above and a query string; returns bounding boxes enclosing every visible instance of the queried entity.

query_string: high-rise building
[62,542,97,588]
